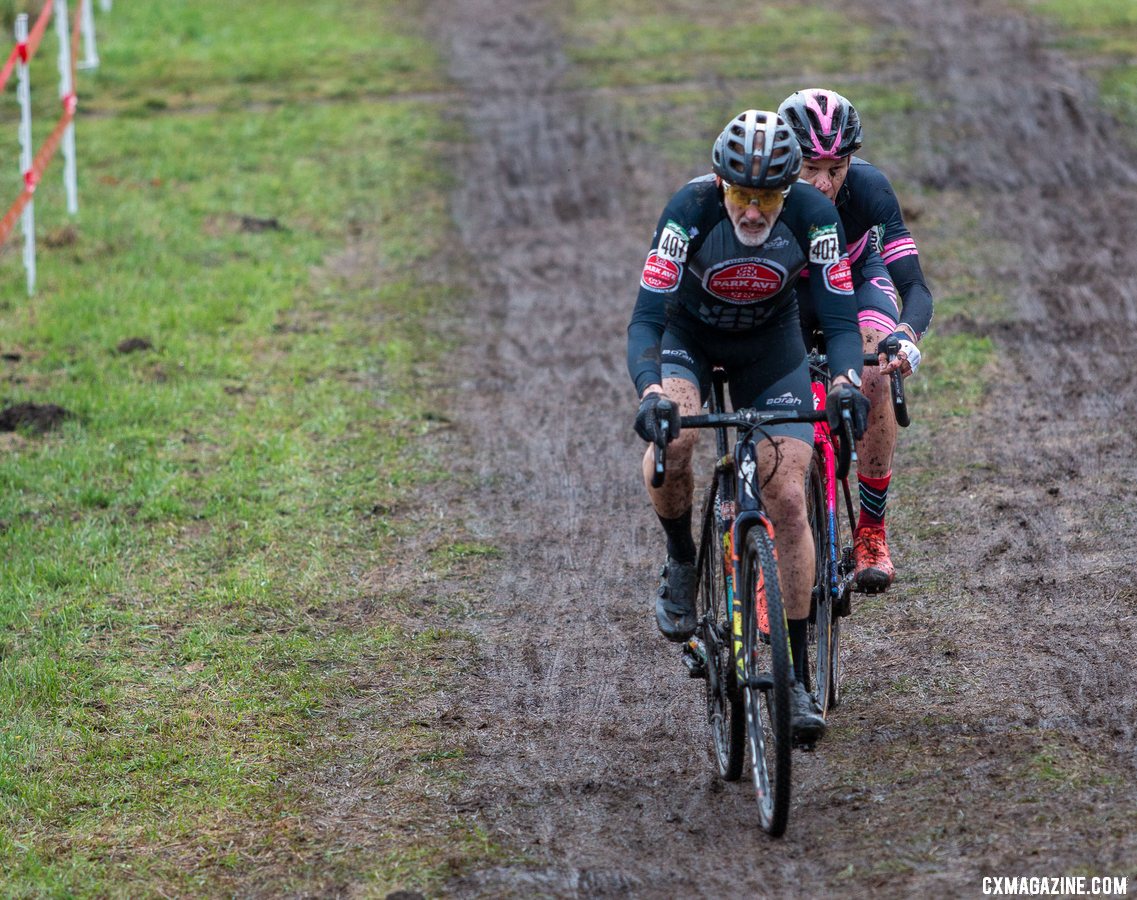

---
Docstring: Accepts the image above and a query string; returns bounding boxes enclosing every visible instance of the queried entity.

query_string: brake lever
[841,406,858,464]
[650,400,672,488]
[880,335,911,428]
[835,403,855,481]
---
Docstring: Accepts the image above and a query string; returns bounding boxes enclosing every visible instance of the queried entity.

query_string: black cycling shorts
[659,304,813,447]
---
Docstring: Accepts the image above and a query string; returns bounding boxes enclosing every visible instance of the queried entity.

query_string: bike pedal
[834,593,852,618]
[681,640,707,679]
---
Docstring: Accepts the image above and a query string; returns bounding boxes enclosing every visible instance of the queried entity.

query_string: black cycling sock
[788,617,808,683]
[657,509,696,564]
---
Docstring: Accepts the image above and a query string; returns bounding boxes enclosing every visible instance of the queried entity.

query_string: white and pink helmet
[777,89,864,160]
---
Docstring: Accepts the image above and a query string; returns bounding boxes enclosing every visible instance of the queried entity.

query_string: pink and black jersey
[836,158,934,337]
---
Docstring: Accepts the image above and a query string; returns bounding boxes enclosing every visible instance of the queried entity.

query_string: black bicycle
[656,370,855,836]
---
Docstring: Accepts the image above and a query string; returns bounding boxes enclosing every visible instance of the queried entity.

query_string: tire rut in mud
[416,0,1137,894]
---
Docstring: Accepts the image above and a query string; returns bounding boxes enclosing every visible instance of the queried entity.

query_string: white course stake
[16,13,36,295]
[100,0,111,11]
[56,0,79,216]
[79,0,99,70]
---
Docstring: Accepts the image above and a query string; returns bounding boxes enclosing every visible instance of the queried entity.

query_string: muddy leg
[640,378,701,518]
[856,326,897,480]
[757,436,813,620]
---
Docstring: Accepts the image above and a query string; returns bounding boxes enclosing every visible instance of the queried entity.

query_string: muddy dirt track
[407,0,1137,895]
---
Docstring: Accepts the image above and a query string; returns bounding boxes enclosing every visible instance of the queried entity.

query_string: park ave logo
[704,260,786,303]
[640,252,680,292]
[825,257,854,294]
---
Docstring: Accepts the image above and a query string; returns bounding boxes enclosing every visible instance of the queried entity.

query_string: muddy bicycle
[803,343,909,718]
[661,348,908,836]
[651,379,849,836]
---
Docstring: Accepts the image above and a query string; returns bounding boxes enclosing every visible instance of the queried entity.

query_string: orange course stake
[0,0,87,295]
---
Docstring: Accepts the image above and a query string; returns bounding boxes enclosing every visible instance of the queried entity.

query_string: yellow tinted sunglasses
[722,183,787,212]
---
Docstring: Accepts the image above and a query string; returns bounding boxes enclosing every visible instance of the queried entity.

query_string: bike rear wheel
[805,454,837,716]
[828,501,857,711]
[696,481,744,780]
[740,525,792,836]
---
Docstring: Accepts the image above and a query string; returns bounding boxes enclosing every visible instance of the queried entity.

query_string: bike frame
[705,368,783,688]
[809,366,855,608]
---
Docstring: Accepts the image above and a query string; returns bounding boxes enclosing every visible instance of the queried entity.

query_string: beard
[733,218,771,246]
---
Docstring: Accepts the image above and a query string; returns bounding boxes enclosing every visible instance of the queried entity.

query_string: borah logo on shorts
[824,258,854,294]
[661,347,696,367]
[640,252,681,292]
[704,260,786,303]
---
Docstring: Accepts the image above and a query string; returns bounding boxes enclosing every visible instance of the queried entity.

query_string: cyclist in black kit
[627,109,871,741]
[778,89,935,594]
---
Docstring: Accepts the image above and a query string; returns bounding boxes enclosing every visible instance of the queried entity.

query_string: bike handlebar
[812,350,906,479]
[810,348,910,429]
[678,408,827,429]
[650,406,831,488]
[649,343,914,488]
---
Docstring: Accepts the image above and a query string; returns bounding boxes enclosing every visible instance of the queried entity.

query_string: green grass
[84,1,448,113]
[0,2,500,896]
[558,0,916,171]
[561,0,903,90]
[1017,0,1137,118]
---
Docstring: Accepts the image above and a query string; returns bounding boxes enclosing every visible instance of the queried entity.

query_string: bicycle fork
[730,441,789,684]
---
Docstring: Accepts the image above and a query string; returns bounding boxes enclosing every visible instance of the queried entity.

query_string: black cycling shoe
[654,558,697,642]
[789,680,827,744]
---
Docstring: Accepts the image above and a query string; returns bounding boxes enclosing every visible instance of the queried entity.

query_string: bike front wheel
[696,481,744,781]
[740,524,793,836]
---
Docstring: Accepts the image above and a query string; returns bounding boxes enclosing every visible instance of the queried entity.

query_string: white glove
[896,337,921,376]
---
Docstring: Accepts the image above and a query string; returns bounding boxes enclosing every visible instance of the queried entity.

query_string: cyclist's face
[720,180,784,247]
[799,156,851,200]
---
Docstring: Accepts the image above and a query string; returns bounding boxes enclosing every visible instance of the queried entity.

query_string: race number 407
[809,223,840,265]
[657,220,689,263]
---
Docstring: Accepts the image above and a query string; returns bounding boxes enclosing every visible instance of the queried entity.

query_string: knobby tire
[696,480,745,780]
[806,455,837,716]
[742,526,792,836]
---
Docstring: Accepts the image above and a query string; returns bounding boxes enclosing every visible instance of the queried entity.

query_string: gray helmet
[711,109,802,189]
[777,89,863,160]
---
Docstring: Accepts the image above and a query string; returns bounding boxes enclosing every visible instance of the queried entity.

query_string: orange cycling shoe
[853,524,895,594]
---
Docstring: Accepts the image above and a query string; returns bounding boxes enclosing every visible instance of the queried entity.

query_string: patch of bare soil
[115,336,153,354]
[399,0,1137,895]
[0,401,72,433]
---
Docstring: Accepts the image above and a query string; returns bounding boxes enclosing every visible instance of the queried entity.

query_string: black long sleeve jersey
[836,158,934,338]
[627,175,862,396]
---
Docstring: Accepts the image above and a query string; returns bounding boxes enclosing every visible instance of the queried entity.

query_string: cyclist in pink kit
[778,89,934,594]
